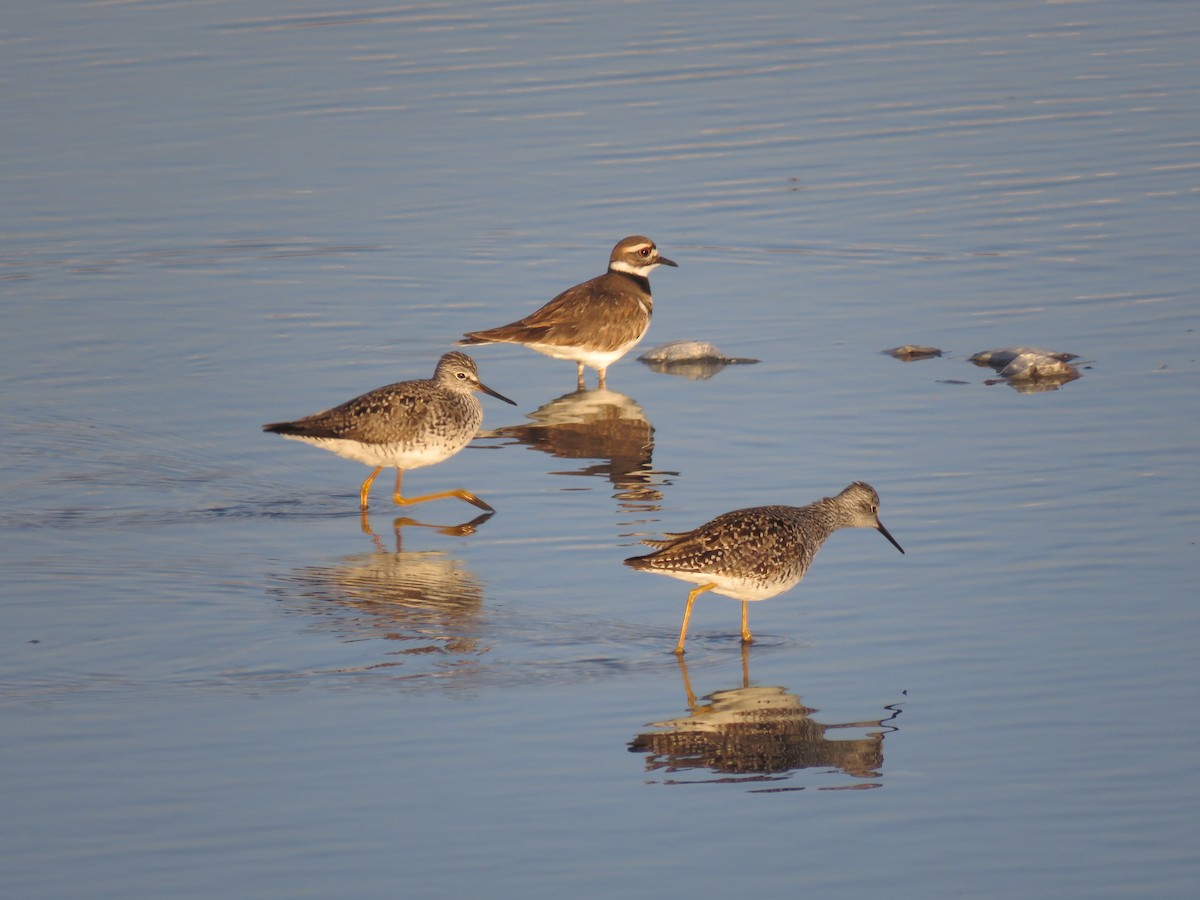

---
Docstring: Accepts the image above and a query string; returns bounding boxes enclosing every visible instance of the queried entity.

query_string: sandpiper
[624,482,905,654]
[457,235,677,389]
[263,351,516,513]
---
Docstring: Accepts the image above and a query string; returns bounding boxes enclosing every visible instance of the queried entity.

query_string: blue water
[3,1,1198,897]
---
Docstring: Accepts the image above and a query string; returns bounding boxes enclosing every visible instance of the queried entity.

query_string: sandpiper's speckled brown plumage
[625,482,905,653]
[457,236,677,389]
[263,351,515,513]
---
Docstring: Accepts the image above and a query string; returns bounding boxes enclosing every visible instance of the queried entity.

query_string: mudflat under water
[2,2,1198,897]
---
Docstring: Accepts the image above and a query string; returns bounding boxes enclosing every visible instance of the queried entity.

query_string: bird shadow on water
[266,510,672,685]
[269,512,498,674]
[480,386,677,514]
[264,507,742,690]
[629,648,903,791]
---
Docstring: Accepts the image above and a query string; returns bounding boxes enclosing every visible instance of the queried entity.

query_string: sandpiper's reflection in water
[484,388,671,510]
[630,650,901,788]
[360,508,494,541]
[279,512,493,660]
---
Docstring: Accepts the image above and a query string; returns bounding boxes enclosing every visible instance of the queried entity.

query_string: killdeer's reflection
[283,513,492,658]
[630,650,900,788]
[486,387,670,509]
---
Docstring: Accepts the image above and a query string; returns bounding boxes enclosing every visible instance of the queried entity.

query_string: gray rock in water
[996,353,1079,380]
[638,339,759,365]
[969,347,1079,369]
[638,340,760,380]
[884,345,943,361]
[977,349,1083,392]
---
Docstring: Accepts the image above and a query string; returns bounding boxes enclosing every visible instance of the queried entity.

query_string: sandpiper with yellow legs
[625,482,904,654]
[264,351,515,519]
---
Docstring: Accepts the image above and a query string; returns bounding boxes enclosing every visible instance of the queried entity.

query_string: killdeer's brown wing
[461,272,650,353]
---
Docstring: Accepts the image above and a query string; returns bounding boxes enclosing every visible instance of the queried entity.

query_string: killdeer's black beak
[479,382,517,405]
[658,255,678,267]
[877,521,904,555]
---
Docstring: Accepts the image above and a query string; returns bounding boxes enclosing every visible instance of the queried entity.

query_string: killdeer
[458,235,677,389]
[263,352,516,515]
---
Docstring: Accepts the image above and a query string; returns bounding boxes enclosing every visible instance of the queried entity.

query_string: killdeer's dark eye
[639,247,651,256]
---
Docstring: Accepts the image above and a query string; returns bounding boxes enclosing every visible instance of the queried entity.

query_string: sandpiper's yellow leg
[597,366,607,389]
[359,466,384,510]
[575,362,587,390]
[391,469,495,513]
[675,583,716,655]
[741,600,753,645]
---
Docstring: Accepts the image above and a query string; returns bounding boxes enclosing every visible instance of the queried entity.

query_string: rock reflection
[485,388,670,509]
[630,651,900,788]
[639,357,746,380]
[278,513,492,658]
[987,371,1081,393]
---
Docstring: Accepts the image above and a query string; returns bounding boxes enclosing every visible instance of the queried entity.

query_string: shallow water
[3,1,1199,897]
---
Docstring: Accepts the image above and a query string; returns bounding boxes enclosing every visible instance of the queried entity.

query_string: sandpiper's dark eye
[456,371,467,379]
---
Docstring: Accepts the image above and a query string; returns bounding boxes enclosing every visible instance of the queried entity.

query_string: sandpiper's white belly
[646,568,801,602]
[279,434,463,471]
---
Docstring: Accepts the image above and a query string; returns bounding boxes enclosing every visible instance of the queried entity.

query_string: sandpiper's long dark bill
[457,235,676,390]
[624,481,904,654]
[263,351,515,514]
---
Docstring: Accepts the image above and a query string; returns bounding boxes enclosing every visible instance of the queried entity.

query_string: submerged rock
[638,339,759,380]
[638,340,759,365]
[995,354,1079,380]
[883,345,943,361]
[969,347,1079,369]
[973,347,1083,392]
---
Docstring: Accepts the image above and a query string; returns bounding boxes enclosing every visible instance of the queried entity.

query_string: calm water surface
[3,1,1198,897]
